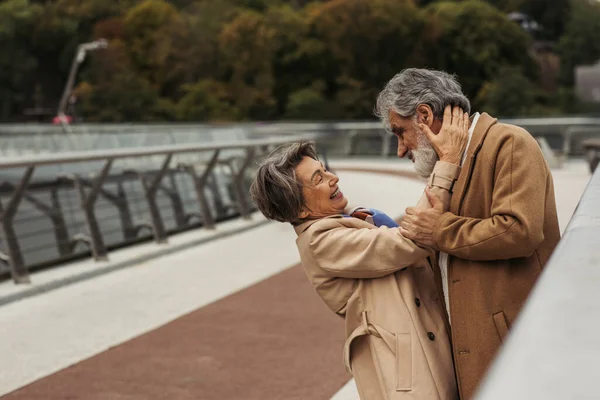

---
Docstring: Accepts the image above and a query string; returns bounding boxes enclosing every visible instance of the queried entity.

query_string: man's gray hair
[375,68,471,132]
[250,141,318,224]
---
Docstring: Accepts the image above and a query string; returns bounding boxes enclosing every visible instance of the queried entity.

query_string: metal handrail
[0,118,599,160]
[474,166,600,400]
[0,135,313,169]
[1,116,599,134]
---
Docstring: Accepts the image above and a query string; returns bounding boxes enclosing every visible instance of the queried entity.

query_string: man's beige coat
[295,162,461,400]
[432,113,561,399]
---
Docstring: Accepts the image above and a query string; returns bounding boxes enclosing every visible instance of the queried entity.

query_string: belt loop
[362,311,369,330]
[362,311,378,337]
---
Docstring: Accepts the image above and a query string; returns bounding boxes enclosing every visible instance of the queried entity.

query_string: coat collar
[293,214,344,236]
[465,112,497,159]
[450,112,498,213]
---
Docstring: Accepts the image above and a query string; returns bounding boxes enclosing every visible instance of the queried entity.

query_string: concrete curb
[0,219,270,307]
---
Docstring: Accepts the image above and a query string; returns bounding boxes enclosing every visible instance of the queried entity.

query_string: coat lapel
[450,113,498,214]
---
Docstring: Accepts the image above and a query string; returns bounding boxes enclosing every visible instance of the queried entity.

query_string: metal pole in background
[56,39,108,134]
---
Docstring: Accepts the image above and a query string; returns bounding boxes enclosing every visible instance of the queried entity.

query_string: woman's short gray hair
[250,141,317,224]
[375,68,471,132]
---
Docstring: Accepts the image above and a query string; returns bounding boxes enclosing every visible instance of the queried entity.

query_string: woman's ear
[298,207,310,219]
[416,104,434,127]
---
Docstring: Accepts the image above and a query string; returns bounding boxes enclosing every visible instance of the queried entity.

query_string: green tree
[483,0,570,40]
[558,0,600,86]
[218,9,278,119]
[284,81,334,119]
[75,38,174,121]
[0,0,585,121]
[474,66,537,116]
[231,0,284,11]
[306,0,427,118]
[425,0,537,103]
[179,0,237,84]
[123,0,190,97]
[519,0,570,41]
[176,80,239,121]
[77,70,172,122]
[263,4,315,115]
[0,0,43,120]
[27,2,81,118]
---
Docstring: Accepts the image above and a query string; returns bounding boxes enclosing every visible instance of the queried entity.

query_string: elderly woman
[250,107,468,400]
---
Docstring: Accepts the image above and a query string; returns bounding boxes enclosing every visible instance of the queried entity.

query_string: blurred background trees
[2,0,599,122]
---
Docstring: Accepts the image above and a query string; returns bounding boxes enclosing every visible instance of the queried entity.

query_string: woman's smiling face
[295,156,348,220]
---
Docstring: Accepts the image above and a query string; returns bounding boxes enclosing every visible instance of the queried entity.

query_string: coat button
[427,332,435,341]
[415,298,421,307]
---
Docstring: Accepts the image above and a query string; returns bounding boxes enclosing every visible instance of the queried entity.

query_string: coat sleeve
[433,132,548,260]
[346,161,461,216]
[416,161,460,212]
[309,224,430,279]
[310,161,461,279]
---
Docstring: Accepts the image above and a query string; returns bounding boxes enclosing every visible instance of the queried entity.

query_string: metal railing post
[70,176,139,241]
[0,166,35,283]
[181,150,220,230]
[22,188,72,257]
[206,172,227,217]
[49,188,72,256]
[73,159,112,261]
[114,180,137,240]
[231,148,255,220]
[341,130,355,156]
[158,173,188,229]
[562,128,572,156]
[381,131,391,158]
[138,154,172,243]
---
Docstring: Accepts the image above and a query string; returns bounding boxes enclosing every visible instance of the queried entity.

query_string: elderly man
[375,68,561,399]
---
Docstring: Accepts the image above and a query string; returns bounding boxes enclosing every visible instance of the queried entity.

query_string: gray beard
[413,147,439,178]
[412,129,439,179]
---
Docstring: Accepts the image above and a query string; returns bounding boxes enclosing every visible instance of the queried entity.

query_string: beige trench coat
[431,113,561,399]
[295,161,461,400]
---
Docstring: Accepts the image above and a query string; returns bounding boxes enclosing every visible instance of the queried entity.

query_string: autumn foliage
[0,0,595,122]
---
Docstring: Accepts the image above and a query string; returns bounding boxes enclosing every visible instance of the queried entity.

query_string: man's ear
[416,104,435,128]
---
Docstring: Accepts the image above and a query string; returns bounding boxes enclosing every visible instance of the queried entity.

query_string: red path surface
[2,265,349,400]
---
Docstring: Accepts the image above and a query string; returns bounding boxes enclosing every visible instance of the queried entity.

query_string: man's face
[389,110,440,178]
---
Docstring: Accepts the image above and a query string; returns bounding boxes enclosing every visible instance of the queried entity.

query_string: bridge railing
[0,135,313,284]
[1,116,599,158]
[1,117,599,285]
[474,164,600,400]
